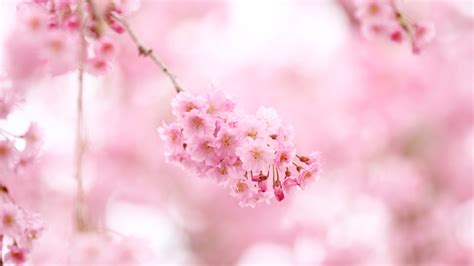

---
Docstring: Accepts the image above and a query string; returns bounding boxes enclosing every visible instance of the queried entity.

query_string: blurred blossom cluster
[8,0,137,78]
[355,0,435,53]
[0,0,473,265]
[1,77,43,265]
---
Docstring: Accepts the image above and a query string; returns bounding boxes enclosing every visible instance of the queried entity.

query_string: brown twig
[111,13,183,93]
[75,0,88,232]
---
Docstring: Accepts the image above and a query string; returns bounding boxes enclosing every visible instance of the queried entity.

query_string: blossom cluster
[0,84,41,179]
[355,0,435,54]
[13,0,138,76]
[0,197,44,266]
[159,91,321,207]
[1,81,43,265]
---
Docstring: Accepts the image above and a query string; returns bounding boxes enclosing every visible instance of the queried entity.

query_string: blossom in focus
[159,91,321,207]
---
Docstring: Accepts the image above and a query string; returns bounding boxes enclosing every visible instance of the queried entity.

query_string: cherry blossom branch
[74,0,88,232]
[110,13,183,94]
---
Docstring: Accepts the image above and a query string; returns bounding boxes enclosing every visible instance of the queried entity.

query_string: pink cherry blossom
[182,109,215,138]
[94,37,118,59]
[159,91,321,207]
[215,124,240,155]
[171,92,207,118]
[296,152,322,189]
[355,0,393,20]
[205,90,236,116]
[86,56,111,75]
[4,244,28,266]
[189,136,217,163]
[411,22,436,54]
[0,203,22,238]
[236,140,273,173]
[0,139,16,173]
[158,122,184,149]
[355,0,435,53]
[239,115,265,141]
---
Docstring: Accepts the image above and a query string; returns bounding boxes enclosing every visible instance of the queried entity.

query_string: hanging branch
[110,13,183,94]
[74,0,88,232]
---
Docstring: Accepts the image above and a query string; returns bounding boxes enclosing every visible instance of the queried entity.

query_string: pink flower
[189,136,216,163]
[390,29,404,43]
[275,126,295,147]
[256,106,282,133]
[182,110,215,138]
[229,178,267,208]
[65,14,80,30]
[164,150,190,166]
[87,56,111,75]
[23,123,42,152]
[17,215,44,250]
[297,152,321,189]
[0,139,17,172]
[273,180,285,201]
[0,202,22,238]
[239,115,265,141]
[41,31,79,75]
[108,20,126,34]
[236,140,273,173]
[4,244,28,266]
[94,37,117,59]
[355,0,435,54]
[171,92,207,119]
[275,147,296,170]
[215,124,240,155]
[17,2,48,34]
[411,22,436,54]
[355,0,393,20]
[360,19,394,40]
[205,90,236,117]
[158,122,184,149]
[159,91,321,207]
[207,161,233,183]
[257,179,268,193]
[283,177,299,192]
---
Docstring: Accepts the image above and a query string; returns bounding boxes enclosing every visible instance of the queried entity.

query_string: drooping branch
[74,0,88,232]
[111,13,183,94]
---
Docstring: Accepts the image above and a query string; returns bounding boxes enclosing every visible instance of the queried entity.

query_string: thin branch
[75,0,88,232]
[111,13,183,94]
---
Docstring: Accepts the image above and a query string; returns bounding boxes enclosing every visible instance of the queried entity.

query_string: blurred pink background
[0,0,473,265]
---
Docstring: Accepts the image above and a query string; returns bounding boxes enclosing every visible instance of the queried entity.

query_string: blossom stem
[75,0,88,232]
[110,13,183,94]
[389,0,415,39]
